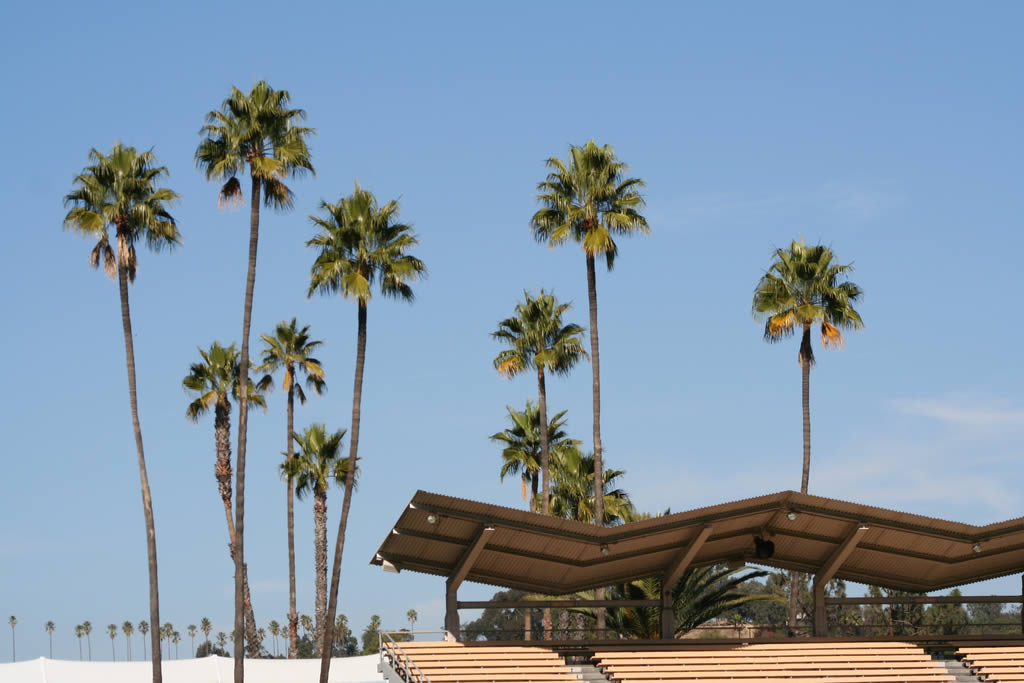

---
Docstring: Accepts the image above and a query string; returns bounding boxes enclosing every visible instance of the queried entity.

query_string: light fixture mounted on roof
[426,513,438,525]
[786,511,797,521]
[972,543,983,554]
[599,544,610,556]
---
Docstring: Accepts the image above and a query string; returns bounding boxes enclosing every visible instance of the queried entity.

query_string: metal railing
[379,630,451,683]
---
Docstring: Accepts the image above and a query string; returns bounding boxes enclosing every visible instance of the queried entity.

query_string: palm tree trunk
[536,368,553,640]
[215,401,260,653]
[318,301,367,683]
[116,257,162,683]
[585,253,606,637]
[789,324,814,635]
[313,491,328,656]
[286,384,299,658]
[234,173,261,680]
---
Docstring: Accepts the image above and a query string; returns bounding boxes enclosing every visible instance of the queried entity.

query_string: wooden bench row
[383,642,576,683]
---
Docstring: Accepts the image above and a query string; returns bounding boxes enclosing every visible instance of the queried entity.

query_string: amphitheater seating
[382,641,579,683]
[593,641,955,683]
[957,645,1024,681]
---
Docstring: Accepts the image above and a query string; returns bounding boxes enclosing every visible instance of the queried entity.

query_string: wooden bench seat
[598,655,933,665]
[611,678,952,683]
[604,663,948,673]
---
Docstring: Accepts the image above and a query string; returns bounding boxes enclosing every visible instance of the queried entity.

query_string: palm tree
[182,341,266,650]
[287,424,353,655]
[45,621,55,659]
[492,290,586,515]
[216,632,228,651]
[548,447,632,525]
[8,615,15,662]
[122,622,133,661]
[187,625,197,657]
[267,621,280,657]
[75,625,84,660]
[406,609,417,632]
[532,141,648,637]
[258,318,326,658]
[196,81,315,680]
[299,615,313,639]
[82,621,92,660]
[138,620,149,659]
[570,566,775,638]
[752,239,864,630]
[531,140,648,529]
[107,624,117,660]
[491,403,579,513]
[200,618,211,646]
[161,624,172,659]
[171,631,180,659]
[307,182,425,682]
[64,145,179,679]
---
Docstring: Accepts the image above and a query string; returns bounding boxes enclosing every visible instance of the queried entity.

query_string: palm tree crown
[531,140,648,269]
[64,144,180,280]
[286,424,354,498]
[195,80,315,208]
[490,402,579,511]
[258,319,326,402]
[183,342,267,422]
[753,239,864,367]
[492,290,587,379]
[307,181,426,303]
[548,447,631,525]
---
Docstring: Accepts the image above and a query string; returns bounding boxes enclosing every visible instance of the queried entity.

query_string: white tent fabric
[0,655,384,683]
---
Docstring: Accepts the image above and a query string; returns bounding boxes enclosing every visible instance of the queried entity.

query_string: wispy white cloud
[888,392,1024,428]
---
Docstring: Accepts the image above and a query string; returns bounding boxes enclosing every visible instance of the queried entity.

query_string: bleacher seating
[382,641,579,683]
[957,645,1024,681]
[593,641,954,683]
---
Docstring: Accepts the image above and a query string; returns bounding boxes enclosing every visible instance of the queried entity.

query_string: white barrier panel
[0,655,383,683]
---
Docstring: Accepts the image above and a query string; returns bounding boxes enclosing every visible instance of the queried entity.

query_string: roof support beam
[661,524,712,639]
[813,523,868,636]
[445,524,494,640]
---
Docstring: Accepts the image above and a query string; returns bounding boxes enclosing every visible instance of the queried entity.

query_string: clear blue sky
[2,0,1023,662]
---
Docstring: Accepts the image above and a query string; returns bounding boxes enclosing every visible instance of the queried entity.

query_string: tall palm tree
[752,239,864,630]
[138,620,149,659]
[122,622,133,661]
[286,424,353,656]
[492,290,587,514]
[182,341,266,650]
[267,621,280,657]
[491,403,578,512]
[307,182,425,682]
[548,447,632,525]
[108,624,117,660]
[187,625,197,657]
[45,621,55,659]
[75,625,84,660]
[258,318,326,658]
[161,624,172,659]
[532,141,648,636]
[199,618,211,646]
[406,609,417,632]
[64,144,179,680]
[216,632,227,651]
[83,621,92,660]
[196,81,315,680]
[8,616,15,661]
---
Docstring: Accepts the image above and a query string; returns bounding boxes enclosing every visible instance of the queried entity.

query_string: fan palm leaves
[196,81,314,679]
[122,622,133,661]
[75,625,84,660]
[307,182,425,682]
[531,140,648,538]
[182,341,265,651]
[64,143,180,682]
[199,618,211,645]
[108,624,117,660]
[286,424,355,656]
[491,402,579,512]
[492,291,586,514]
[138,621,149,659]
[258,318,325,658]
[569,566,775,639]
[548,447,631,525]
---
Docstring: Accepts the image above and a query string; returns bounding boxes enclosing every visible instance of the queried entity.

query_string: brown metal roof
[371,490,1024,594]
